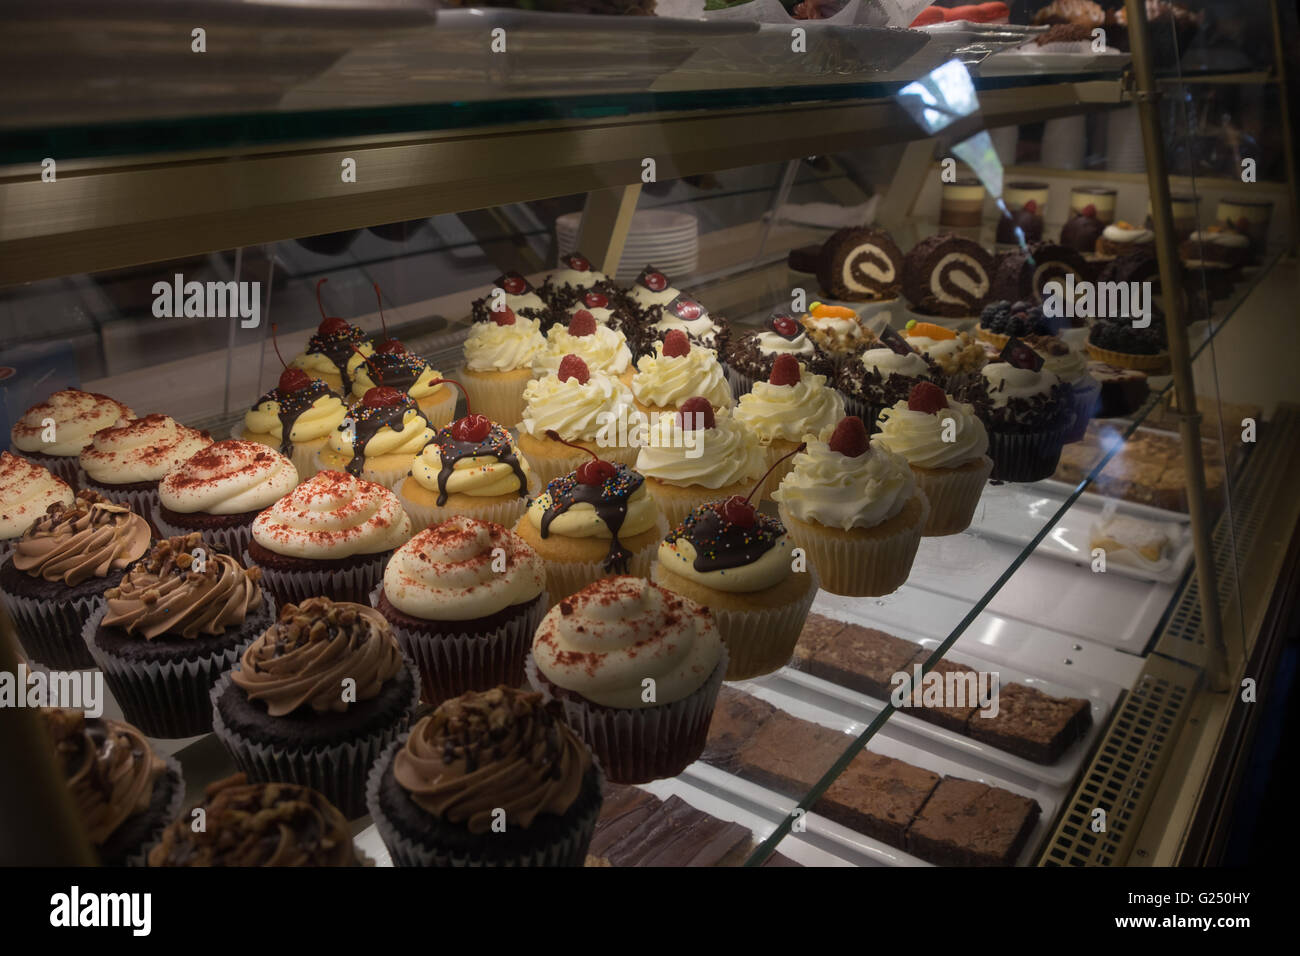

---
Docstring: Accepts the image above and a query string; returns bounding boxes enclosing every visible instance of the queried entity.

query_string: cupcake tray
[680,686,1061,868]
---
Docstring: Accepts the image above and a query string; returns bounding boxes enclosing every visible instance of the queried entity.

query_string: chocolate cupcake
[9,388,134,488]
[835,342,938,426]
[87,533,272,737]
[814,227,904,303]
[470,271,549,326]
[372,517,547,705]
[0,491,150,669]
[211,597,418,818]
[539,252,622,320]
[990,243,1090,313]
[959,348,1074,482]
[41,708,185,866]
[77,414,212,518]
[0,451,73,564]
[902,234,995,318]
[150,773,367,866]
[725,312,835,396]
[368,686,603,867]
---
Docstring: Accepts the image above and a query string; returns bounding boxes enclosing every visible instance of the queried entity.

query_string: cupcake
[348,348,457,428]
[1029,335,1101,442]
[395,393,536,532]
[799,302,879,367]
[634,398,767,530]
[626,267,729,355]
[77,414,212,518]
[528,575,727,784]
[210,596,418,818]
[630,329,733,417]
[458,305,546,427]
[153,440,298,556]
[976,299,1055,349]
[515,446,663,607]
[0,491,150,669]
[874,382,993,536]
[835,338,937,425]
[903,320,988,390]
[367,686,602,866]
[725,311,835,396]
[40,708,185,866]
[470,271,550,326]
[248,470,411,606]
[652,452,817,679]
[0,451,74,563]
[314,387,435,489]
[532,309,634,381]
[733,354,845,491]
[1095,221,1155,260]
[624,264,686,325]
[373,518,547,704]
[9,388,134,488]
[290,279,372,394]
[556,288,637,338]
[1086,318,1170,374]
[515,356,638,487]
[772,416,929,597]
[88,533,272,738]
[959,343,1075,482]
[149,773,367,866]
[539,252,620,317]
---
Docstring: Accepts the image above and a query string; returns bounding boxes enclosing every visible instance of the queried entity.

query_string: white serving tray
[979,48,1131,76]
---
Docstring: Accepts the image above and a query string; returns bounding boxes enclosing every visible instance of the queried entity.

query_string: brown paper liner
[244,548,388,606]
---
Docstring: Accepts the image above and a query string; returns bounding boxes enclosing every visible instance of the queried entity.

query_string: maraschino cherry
[373,284,404,354]
[270,324,310,393]
[677,396,716,431]
[557,354,590,385]
[315,278,350,336]
[568,310,597,337]
[544,430,617,485]
[662,330,690,358]
[827,416,870,458]
[772,315,800,337]
[584,291,609,310]
[769,354,801,386]
[426,378,493,443]
[361,386,406,408]
[717,442,807,528]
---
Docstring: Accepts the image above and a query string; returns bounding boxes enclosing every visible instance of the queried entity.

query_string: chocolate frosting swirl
[393,686,590,834]
[148,773,360,867]
[42,708,165,848]
[12,491,150,586]
[231,597,403,716]
[101,533,264,640]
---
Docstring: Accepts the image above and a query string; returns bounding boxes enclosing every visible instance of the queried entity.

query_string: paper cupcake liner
[987,424,1072,483]
[837,395,883,432]
[415,391,458,430]
[151,504,254,557]
[209,661,420,819]
[457,369,531,430]
[2,586,103,669]
[395,475,538,534]
[84,601,272,738]
[123,756,187,867]
[290,441,325,482]
[365,737,602,867]
[525,650,727,784]
[1086,343,1171,374]
[1065,379,1102,444]
[911,456,993,536]
[370,583,548,705]
[778,493,928,597]
[540,518,665,609]
[652,565,818,681]
[726,365,758,399]
[244,548,388,606]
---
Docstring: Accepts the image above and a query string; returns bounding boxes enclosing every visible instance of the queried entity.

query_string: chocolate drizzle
[666,504,782,573]
[431,422,528,507]
[340,394,418,476]
[359,350,427,395]
[256,379,333,455]
[539,463,643,573]
[305,326,367,394]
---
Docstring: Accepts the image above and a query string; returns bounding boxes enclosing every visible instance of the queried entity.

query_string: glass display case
[1,0,1297,873]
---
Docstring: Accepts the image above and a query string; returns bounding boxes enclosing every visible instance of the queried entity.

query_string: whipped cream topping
[80,414,212,485]
[734,371,846,443]
[875,399,989,469]
[564,303,619,325]
[630,342,732,410]
[10,389,134,458]
[635,413,766,489]
[650,312,719,341]
[754,329,816,357]
[159,440,298,515]
[1187,229,1251,247]
[773,428,917,531]
[628,283,682,310]
[533,324,632,377]
[860,347,930,380]
[981,363,1062,409]
[251,470,411,558]
[1102,224,1154,243]
[547,265,608,289]
[1031,339,1090,384]
[518,370,633,443]
[463,316,546,372]
[0,452,74,539]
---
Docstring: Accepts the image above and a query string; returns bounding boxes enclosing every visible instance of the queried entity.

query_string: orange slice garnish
[905,320,956,340]
[810,304,858,319]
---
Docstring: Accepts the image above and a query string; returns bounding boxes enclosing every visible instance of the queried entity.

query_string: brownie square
[906,777,1041,866]
[702,686,779,772]
[904,659,985,733]
[733,712,850,797]
[805,624,926,700]
[789,613,848,671]
[966,682,1092,764]
[815,751,940,848]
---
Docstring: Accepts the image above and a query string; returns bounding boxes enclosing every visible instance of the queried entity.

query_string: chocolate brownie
[732,712,850,796]
[902,234,995,317]
[816,751,940,847]
[904,658,984,733]
[906,776,1041,866]
[702,686,780,772]
[802,624,926,701]
[789,612,849,671]
[586,787,756,867]
[966,682,1091,764]
[815,227,904,302]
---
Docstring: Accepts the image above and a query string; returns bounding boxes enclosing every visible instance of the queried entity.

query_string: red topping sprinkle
[828,416,870,458]
[662,330,690,358]
[568,310,597,337]
[677,396,716,431]
[557,354,590,385]
[768,354,801,387]
[907,381,949,414]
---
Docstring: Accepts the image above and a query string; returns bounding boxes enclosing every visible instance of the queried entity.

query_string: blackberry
[981,299,1051,336]
[1089,318,1167,355]
[980,300,1011,327]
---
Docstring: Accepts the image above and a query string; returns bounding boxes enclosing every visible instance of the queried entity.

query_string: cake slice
[732,712,850,797]
[815,751,941,848]
[702,686,780,772]
[906,776,1041,866]
[804,624,927,701]
[966,681,1091,764]
[789,612,849,671]
[903,658,984,733]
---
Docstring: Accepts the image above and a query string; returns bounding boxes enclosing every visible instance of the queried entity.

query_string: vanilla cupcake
[636,290,729,357]
[10,388,134,486]
[0,451,74,562]
[348,349,457,428]
[773,416,929,597]
[314,388,435,489]
[634,399,767,530]
[630,330,732,417]
[528,575,726,784]
[875,382,992,537]
[458,308,546,427]
[78,414,213,517]
[532,310,634,382]
[373,517,548,704]
[291,286,372,394]
[248,470,411,606]
[238,376,348,481]
[516,357,638,487]
[725,312,835,395]
[154,440,299,555]
[514,456,663,609]
[733,355,845,492]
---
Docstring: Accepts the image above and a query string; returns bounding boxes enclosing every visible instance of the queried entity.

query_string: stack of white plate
[1106,108,1146,173]
[556,209,698,282]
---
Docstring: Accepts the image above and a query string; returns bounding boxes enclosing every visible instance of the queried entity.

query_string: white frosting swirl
[772,428,916,530]
[158,440,298,515]
[875,400,989,469]
[628,283,682,310]
[519,371,633,443]
[547,266,608,289]
[80,414,212,485]
[635,413,766,489]
[860,348,930,380]
[631,343,732,410]
[734,372,845,443]
[981,363,1061,408]
[755,330,816,357]
[1102,224,1154,243]
[251,470,411,558]
[533,324,632,377]
[0,452,74,539]
[463,317,546,372]
[10,389,134,457]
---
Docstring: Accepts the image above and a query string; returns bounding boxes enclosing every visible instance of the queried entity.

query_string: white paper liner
[395,475,538,533]
[778,491,929,597]
[209,660,420,819]
[364,736,602,867]
[123,755,187,867]
[84,600,269,738]
[911,456,993,537]
[416,391,458,430]
[370,583,547,704]
[652,564,818,681]
[539,517,665,609]
[987,423,1072,483]
[244,547,388,607]
[152,503,254,557]
[457,368,532,429]
[1,585,103,669]
[525,649,727,784]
